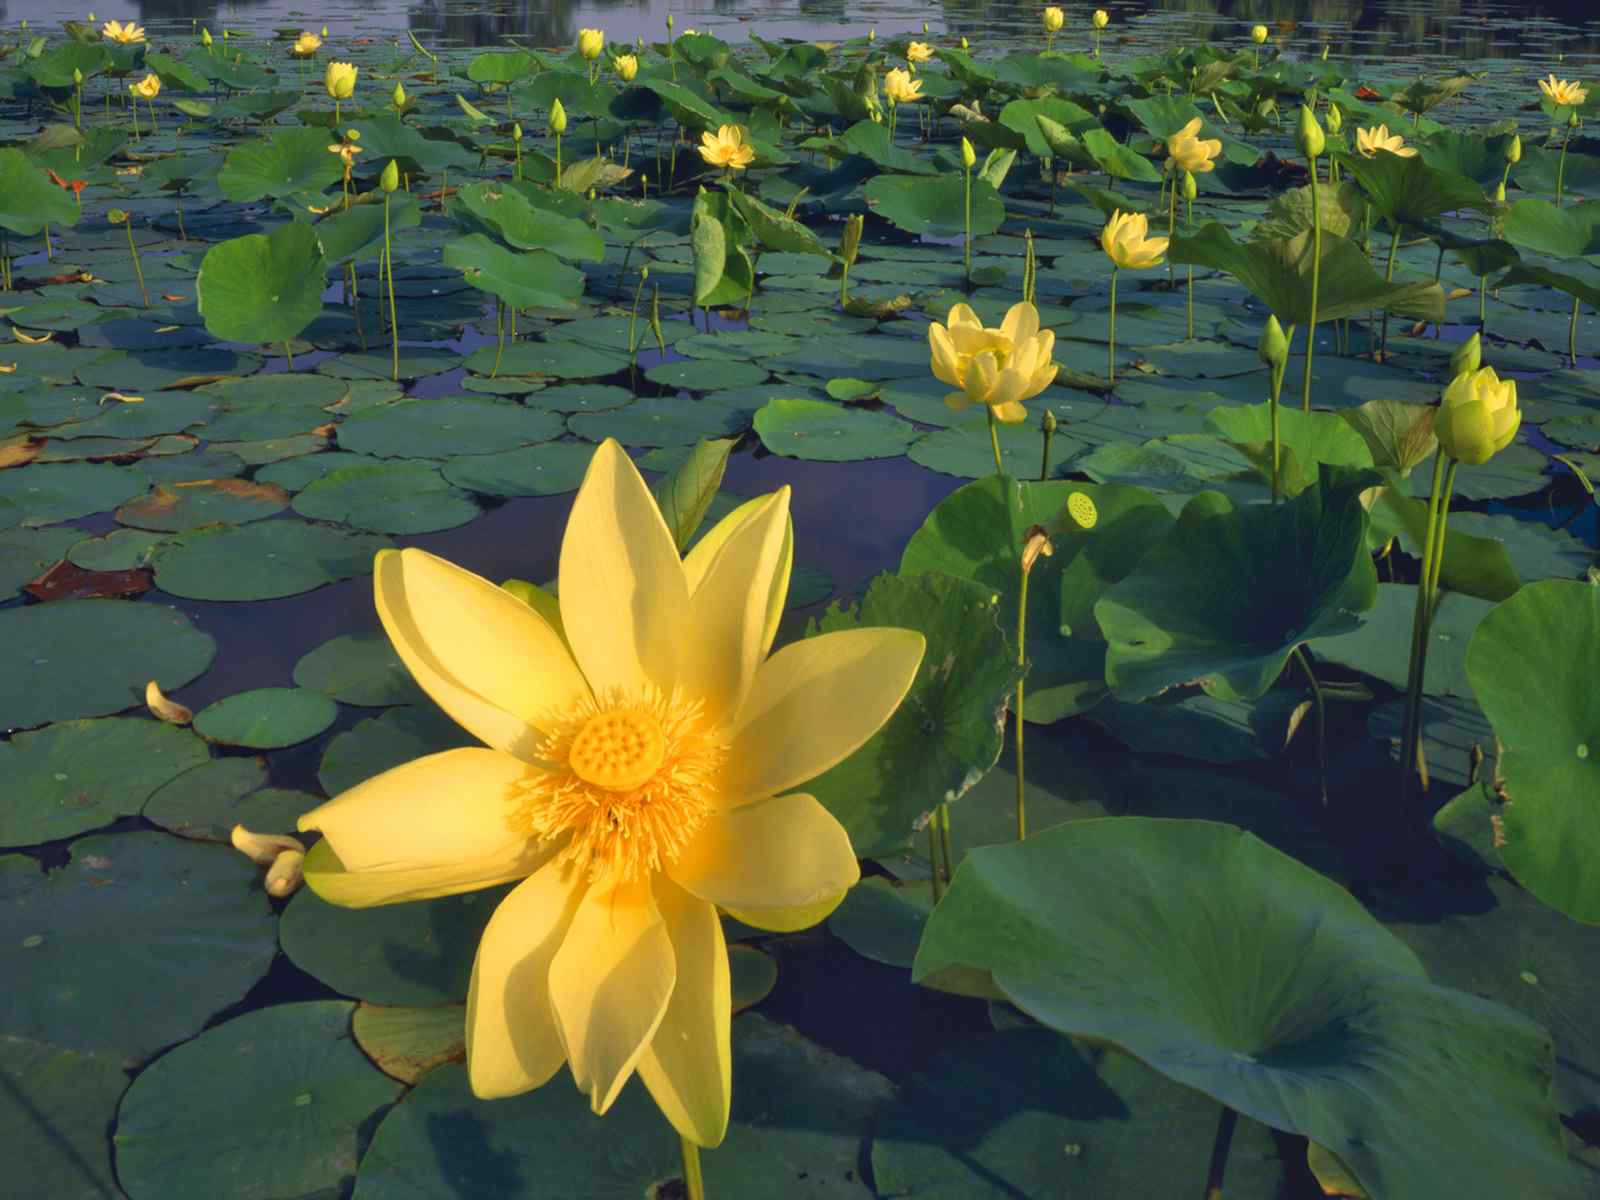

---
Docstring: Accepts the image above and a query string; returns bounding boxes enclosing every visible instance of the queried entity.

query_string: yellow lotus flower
[297,440,923,1146]
[325,60,358,101]
[290,31,322,58]
[1436,366,1520,466]
[102,19,145,43]
[130,73,160,100]
[1092,9,1109,29]
[1355,124,1417,158]
[907,41,934,64]
[929,302,1059,424]
[1166,116,1222,174]
[698,124,755,171]
[1100,209,1168,270]
[1251,24,1269,44]
[883,68,922,105]
[328,138,363,180]
[1043,7,1065,33]
[578,27,605,60]
[615,53,639,82]
[1538,74,1588,108]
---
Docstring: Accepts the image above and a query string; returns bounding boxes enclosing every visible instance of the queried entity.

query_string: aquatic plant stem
[492,299,505,378]
[927,819,944,904]
[1302,161,1322,412]
[1015,568,1030,841]
[384,192,399,383]
[938,803,954,884]
[1556,127,1571,207]
[1268,327,1290,504]
[1040,422,1054,482]
[1203,1107,1239,1200]
[1108,267,1119,385]
[1569,297,1580,367]
[963,161,973,290]
[284,341,294,370]
[986,407,1005,476]
[1292,646,1329,806]
[125,217,148,307]
[1379,223,1402,360]
[680,1136,706,1200]
[1185,194,1195,340]
[1398,450,1457,809]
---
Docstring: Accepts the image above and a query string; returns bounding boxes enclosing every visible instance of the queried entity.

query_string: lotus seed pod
[1297,105,1326,159]
[1450,331,1482,378]
[961,137,976,169]
[1182,170,1197,202]
[380,158,400,193]
[1258,313,1289,370]
[551,98,567,134]
[1507,134,1522,163]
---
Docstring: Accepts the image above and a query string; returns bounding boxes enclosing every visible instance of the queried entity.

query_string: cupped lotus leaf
[831,120,939,175]
[151,519,391,601]
[193,687,339,750]
[1341,398,1438,475]
[998,96,1100,158]
[1082,127,1164,182]
[197,222,329,346]
[292,462,480,534]
[1096,465,1380,702]
[351,1002,467,1084]
[913,818,1586,1200]
[803,572,1023,858]
[1170,224,1446,325]
[443,235,585,309]
[113,1001,404,1200]
[753,397,917,462]
[728,186,831,257]
[0,600,215,731]
[1333,148,1489,226]
[873,1030,1287,1198]
[1501,198,1600,257]
[1466,580,1600,924]
[1417,128,1521,187]
[313,197,423,265]
[865,174,1005,238]
[218,127,343,202]
[0,717,209,846]
[0,832,276,1057]
[0,149,82,237]
[293,632,424,707]
[903,475,1176,720]
[1204,401,1375,494]
[1124,94,1206,139]
[1,1035,128,1200]
[466,49,537,84]
[450,181,605,261]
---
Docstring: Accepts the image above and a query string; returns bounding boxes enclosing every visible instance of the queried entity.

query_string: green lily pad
[141,756,306,842]
[908,412,1087,479]
[352,1002,466,1085]
[568,395,746,446]
[151,519,391,601]
[196,221,328,346]
[865,174,1005,238]
[0,148,82,236]
[335,397,564,459]
[0,462,147,527]
[0,832,276,1057]
[826,874,933,968]
[0,600,215,731]
[113,1001,403,1200]
[440,441,595,497]
[644,357,770,392]
[217,126,344,202]
[74,348,263,394]
[1087,689,1301,764]
[63,528,166,571]
[462,340,630,380]
[115,478,289,532]
[292,462,481,534]
[753,397,917,462]
[318,704,473,797]
[293,632,424,708]
[913,818,1584,1200]
[1466,580,1600,924]
[193,687,340,750]
[1,1035,128,1200]
[444,235,585,310]
[1314,583,1492,697]
[0,526,81,598]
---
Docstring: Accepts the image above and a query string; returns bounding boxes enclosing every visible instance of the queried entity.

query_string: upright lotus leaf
[1204,402,1375,495]
[1494,261,1600,313]
[803,571,1024,858]
[1501,198,1600,257]
[197,223,328,346]
[1251,181,1368,241]
[314,197,423,265]
[727,187,831,257]
[865,174,1005,238]
[650,437,736,552]
[1125,94,1205,140]
[1392,73,1478,119]
[1341,398,1438,475]
[349,116,479,174]
[1170,224,1445,325]
[0,149,81,236]
[1081,127,1164,183]
[913,818,1586,1200]
[831,120,939,175]
[902,476,1176,721]
[1466,580,1600,924]
[465,49,538,85]
[1365,478,1521,603]
[998,95,1100,158]
[1418,127,1520,187]
[449,180,605,261]
[1333,149,1489,228]
[218,127,343,202]
[442,236,585,310]
[1096,465,1380,702]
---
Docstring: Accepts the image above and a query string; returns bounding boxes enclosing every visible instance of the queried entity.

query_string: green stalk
[1302,160,1322,411]
[284,340,294,370]
[1479,274,1487,332]
[125,218,148,307]
[492,299,505,378]
[1204,1108,1240,1200]
[1569,296,1580,367]
[1185,195,1195,341]
[938,803,954,884]
[1380,223,1402,359]
[1167,173,1177,289]
[555,130,562,187]
[1015,568,1030,841]
[680,1137,706,1200]
[1398,450,1450,808]
[1040,419,1054,481]
[927,819,944,904]
[384,193,399,383]
[986,406,1004,477]
[963,162,973,290]
[1557,127,1571,207]
[1268,328,1291,504]
[1292,646,1328,806]
[1108,267,1119,385]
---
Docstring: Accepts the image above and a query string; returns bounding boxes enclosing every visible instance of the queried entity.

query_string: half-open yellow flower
[929,301,1059,424]
[1043,7,1065,32]
[907,40,934,64]
[102,19,145,43]
[884,67,923,105]
[290,31,322,57]
[1354,124,1417,158]
[1538,74,1588,108]
[578,28,605,60]
[1166,116,1222,174]
[1101,209,1168,270]
[325,60,358,101]
[1436,366,1520,465]
[698,124,755,170]
[130,73,160,100]
[297,440,924,1146]
[615,53,639,82]
[1092,9,1109,29]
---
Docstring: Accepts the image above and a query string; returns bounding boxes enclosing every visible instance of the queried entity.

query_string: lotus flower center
[569,707,666,792]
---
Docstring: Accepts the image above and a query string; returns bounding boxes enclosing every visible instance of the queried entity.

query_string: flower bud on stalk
[1326,103,1343,134]
[961,136,976,169]
[1182,170,1197,202]
[1507,134,1522,163]
[550,98,567,134]
[1449,331,1481,378]
[1258,314,1290,370]
[380,158,400,193]
[1297,105,1325,159]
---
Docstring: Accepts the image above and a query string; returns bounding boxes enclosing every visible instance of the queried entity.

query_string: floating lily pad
[293,632,424,707]
[568,395,746,446]
[0,462,147,527]
[753,397,918,462]
[1314,583,1492,697]
[463,340,630,380]
[115,478,289,532]
[318,704,473,797]
[0,526,81,598]
[335,397,564,459]
[74,348,262,393]
[193,687,340,750]
[1,1035,128,1200]
[151,519,390,601]
[351,1003,466,1085]
[292,462,481,534]
[827,874,933,969]
[909,413,1087,479]
[644,357,770,392]
[441,441,595,497]
[141,756,302,842]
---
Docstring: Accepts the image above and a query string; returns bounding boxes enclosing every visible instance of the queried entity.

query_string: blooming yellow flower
[883,68,923,105]
[929,302,1059,424]
[325,60,358,100]
[102,19,145,43]
[1538,74,1588,108]
[1166,116,1222,174]
[328,137,362,181]
[297,440,923,1145]
[615,53,639,82]
[698,124,756,170]
[129,73,160,100]
[1100,209,1168,270]
[907,41,934,64]
[1354,123,1417,158]
[1436,366,1520,465]
[1092,9,1109,28]
[290,31,322,58]
[578,28,604,60]
[1043,7,1065,33]
[1251,24,1269,44]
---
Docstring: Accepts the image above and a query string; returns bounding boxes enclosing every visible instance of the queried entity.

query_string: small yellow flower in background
[1251,24,1269,44]
[615,52,639,81]
[906,40,934,64]
[1043,7,1065,33]
[328,137,363,176]
[929,302,1059,424]
[102,19,145,43]
[1166,116,1222,173]
[1100,209,1168,270]
[1436,366,1521,465]
[290,31,321,58]
[578,27,605,60]
[1538,74,1588,108]
[1354,123,1417,158]
[883,68,923,105]
[1092,9,1109,29]
[130,73,160,100]
[698,124,756,171]
[200,27,212,47]
[325,60,358,100]
[296,439,924,1145]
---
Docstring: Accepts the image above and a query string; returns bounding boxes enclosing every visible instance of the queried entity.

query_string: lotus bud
[666,13,673,30]
[145,680,192,725]
[961,136,976,169]
[551,98,567,134]
[1093,9,1109,29]
[1020,525,1055,575]
[73,67,83,84]
[1251,24,1269,45]
[1507,134,1522,163]
[1258,314,1289,370]
[615,52,638,81]
[1297,105,1325,159]
[1326,102,1343,133]
[513,122,523,142]
[230,825,304,868]
[106,207,127,224]
[839,212,864,266]
[200,27,211,46]
[578,27,604,60]
[1570,110,1581,129]
[265,850,306,898]
[1450,331,1482,378]
[321,26,328,37]
[393,80,406,108]
[922,20,929,33]
[1042,409,1057,434]
[640,265,649,281]
[868,28,876,42]
[1436,366,1520,465]
[1182,170,1197,202]
[1495,180,1507,203]
[1043,6,1065,33]
[961,36,968,50]
[1321,44,1329,61]
[380,158,400,193]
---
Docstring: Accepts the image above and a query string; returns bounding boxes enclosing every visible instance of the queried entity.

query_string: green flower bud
[961,137,976,169]
[513,122,523,141]
[1258,314,1289,370]
[550,98,567,134]
[379,159,400,193]
[106,207,127,224]
[839,212,864,267]
[1436,366,1520,465]
[1042,409,1057,434]
[1326,102,1343,133]
[1507,133,1522,163]
[1296,105,1325,159]
[1449,331,1481,379]
[73,67,83,84]
[1182,170,1197,202]
[1495,180,1507,203]
[393,80,407,108]
[1570,110,1581,129]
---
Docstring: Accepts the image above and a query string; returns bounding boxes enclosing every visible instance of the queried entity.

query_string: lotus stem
[927,819,944,904]
[42,223,51,260]
[680,1136,706,1200]
[1292,646,1329,806]
[1015,567,1030,841]
[963,163,973,290]
[1203,1106,1239,1200]
[1268,329,1289,503]
[1108,267,1119,385]
[1569,297,1580,367]
[555,130,562,187]
[1557,128,1571,207]
[938,803,955,882]
[1399,450,1457,810]
[284,340,294,370]
[986,406,1004,477]
[1185,194,1195,340]
[148,97,158,134]
[493,299,505,378]
[125,217,148,307]
[384,194,399,383]
[1040,421,1054,482]
[1479,274,1487,333]
[1380,223,1402,360]
[1302,162,1322,412]
[1167,175,1178,289]
[628,269,649,373]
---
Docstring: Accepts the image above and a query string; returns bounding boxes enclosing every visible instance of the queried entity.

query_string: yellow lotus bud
[666,13,673,29]
[961,36,969,50]
[1495,180,1507,203]
[1326,103,1343,133]
[1258,314,1289,370]
[380,159,400,193]
[1450,332,1482,379]
[578,27,604,60]
[1182,170,1197,201]
[1507,134,1522,163]
[1297,105,1325,159]
[230,825,305,868]
[922,20,929,33]
[513,121,522,141]
[1436,366,1521,466]
[1020,524,1055,576]
[1321,44,1329,60]
[961,137,976,169]
[325,60,358,101]
[1252,24,1269,44]
[1043,7,1065,33]
[200,27,211,46]
[1092,9,1109,29]
[839,212,864,266]
[615,52,638,81]
[868,28,876,41]
[145,680,192,725]
[393,80,407,108]
[265,850,306,898]
[1570,110,1581,129]
[551,98,567,134]
[73,67,83,84]
[321,26,328,37]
